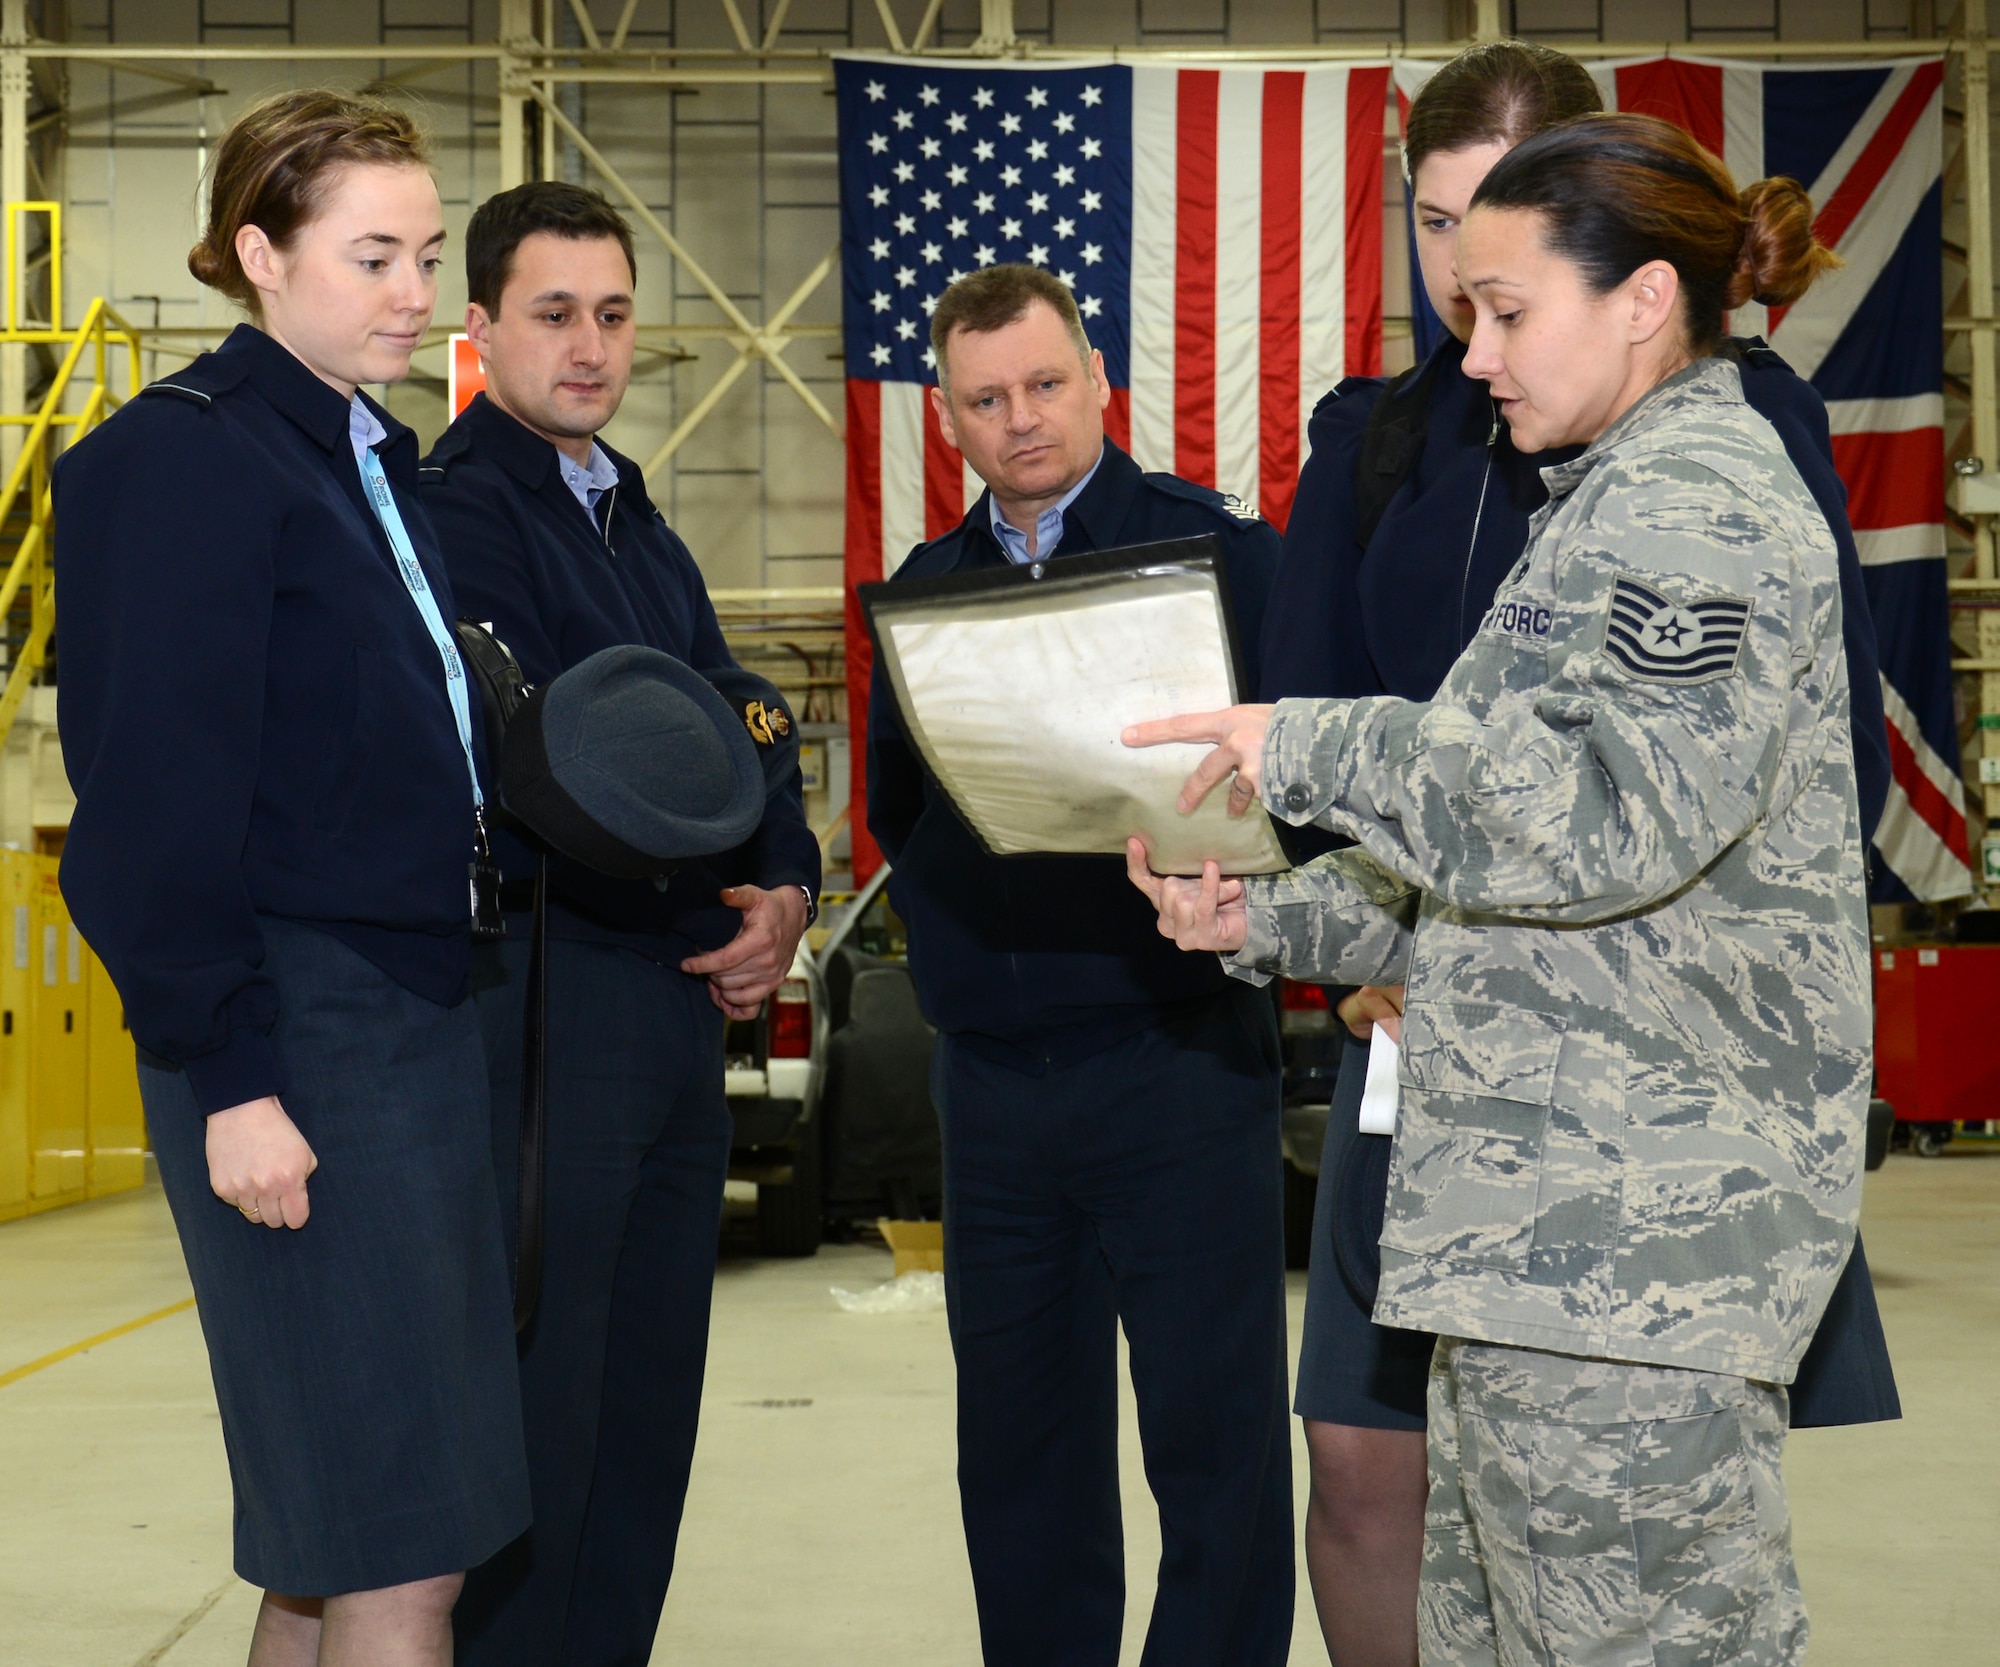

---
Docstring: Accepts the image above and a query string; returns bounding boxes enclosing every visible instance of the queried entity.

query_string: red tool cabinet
[1872,943,2000,1125]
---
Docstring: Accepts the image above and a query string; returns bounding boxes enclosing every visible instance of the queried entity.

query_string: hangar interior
[0,1,1996,1664]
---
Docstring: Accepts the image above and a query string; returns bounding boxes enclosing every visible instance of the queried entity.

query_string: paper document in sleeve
[1359,1030,1399,1135]
[859,538,1290,875]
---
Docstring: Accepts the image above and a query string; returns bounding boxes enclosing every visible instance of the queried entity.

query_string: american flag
[1400,53,1963,902]
[837,55,1392,876]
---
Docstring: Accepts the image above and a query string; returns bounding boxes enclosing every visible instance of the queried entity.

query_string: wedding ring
[240,1204,261,1222]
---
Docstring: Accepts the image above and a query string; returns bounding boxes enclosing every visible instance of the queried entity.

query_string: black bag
[453,620,548,1335]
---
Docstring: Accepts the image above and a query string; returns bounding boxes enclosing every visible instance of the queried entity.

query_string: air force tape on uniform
[1223,359,1867,1666]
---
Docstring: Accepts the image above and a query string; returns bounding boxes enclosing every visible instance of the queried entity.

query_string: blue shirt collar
[557,440,620,512]
[348,394,388,466]
[988,444,1105,564]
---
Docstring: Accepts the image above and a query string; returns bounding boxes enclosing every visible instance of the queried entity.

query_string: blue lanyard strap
[356,446,486,821]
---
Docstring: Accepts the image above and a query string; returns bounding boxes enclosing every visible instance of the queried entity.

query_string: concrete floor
[1,1150,1995,1666]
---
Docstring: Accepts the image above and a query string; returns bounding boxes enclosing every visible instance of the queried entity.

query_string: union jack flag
[1400,54,1963,901]
[837,55,1392,876]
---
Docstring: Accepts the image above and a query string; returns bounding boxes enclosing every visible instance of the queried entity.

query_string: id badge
[470,804,506,939]
[470,857,506,939]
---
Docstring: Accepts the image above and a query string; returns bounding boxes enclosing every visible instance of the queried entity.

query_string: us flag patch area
[1602,575,1751,685]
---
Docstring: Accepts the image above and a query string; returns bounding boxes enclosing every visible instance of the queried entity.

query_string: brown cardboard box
[877,1218,944,1277]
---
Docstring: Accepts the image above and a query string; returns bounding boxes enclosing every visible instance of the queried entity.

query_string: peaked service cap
[500,644,764,879]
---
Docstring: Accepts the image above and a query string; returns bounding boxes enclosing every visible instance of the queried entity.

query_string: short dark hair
[930,264,1091,393]
[465,181,637,314]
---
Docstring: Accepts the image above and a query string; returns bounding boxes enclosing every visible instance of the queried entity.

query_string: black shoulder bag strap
[1352,351,1445,550]
[452,618,547,1334]
[515,851,548,1333]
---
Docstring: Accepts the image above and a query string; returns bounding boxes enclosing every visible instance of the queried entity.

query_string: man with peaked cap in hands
[421,181,819,1667]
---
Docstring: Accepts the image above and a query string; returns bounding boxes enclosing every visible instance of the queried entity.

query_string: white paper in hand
[1358,1028,1400,1135]
[871,563,1288,874]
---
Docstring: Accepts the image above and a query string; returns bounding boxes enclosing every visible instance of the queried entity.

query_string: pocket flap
[1400,1002,1565,1106]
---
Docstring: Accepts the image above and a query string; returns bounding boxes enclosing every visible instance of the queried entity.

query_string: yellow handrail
[0,201,147,751]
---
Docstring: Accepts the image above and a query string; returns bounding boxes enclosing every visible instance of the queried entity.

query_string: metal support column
[498,0,533,190]
[1966,3,1996,579]
[974,0,1016,55]
[1,0,25,476]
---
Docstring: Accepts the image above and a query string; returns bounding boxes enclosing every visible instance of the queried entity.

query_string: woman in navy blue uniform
[1262,44,1902,1667]
[54,92,528,1665]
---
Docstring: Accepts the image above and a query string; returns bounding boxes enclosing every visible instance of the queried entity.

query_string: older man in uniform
[866,265,1292,1667]
[424,182,820,1667]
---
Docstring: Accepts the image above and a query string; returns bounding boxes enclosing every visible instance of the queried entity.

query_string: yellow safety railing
[0,201,144,750]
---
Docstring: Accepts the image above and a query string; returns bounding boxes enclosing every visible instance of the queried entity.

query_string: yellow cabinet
[29,859,87,1205]
[86,949,145,1197]
[0,851,33,1222]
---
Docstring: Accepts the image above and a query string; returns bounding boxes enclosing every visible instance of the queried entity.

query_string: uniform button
[1283,784,1310,814]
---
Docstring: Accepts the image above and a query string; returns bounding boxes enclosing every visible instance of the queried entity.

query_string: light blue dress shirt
[989,444,1105,564]
[348,394,387,465]
[558,441,620,514]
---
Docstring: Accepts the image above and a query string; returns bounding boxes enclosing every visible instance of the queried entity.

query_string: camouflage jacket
[1231,357,1871,1382]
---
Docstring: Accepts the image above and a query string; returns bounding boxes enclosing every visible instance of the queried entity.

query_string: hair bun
[1732,175,1841,308]
[186,236,231,292]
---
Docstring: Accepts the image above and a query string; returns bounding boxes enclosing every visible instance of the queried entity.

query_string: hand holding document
[861,539,1290,875]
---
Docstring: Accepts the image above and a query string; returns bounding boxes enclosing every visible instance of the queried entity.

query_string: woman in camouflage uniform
[1128,114,1863,1666]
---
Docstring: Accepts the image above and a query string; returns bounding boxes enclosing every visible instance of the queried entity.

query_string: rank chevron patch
[1603,575,1751,684]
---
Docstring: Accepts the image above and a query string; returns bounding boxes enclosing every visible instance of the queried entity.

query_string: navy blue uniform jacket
[420,393,819,963]
[55,325,485,1116]
[1263,334,1892,844]
[867,441,1281,1063]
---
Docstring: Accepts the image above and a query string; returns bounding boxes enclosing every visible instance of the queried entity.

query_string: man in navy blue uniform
[867,265,1292,1667]
[421,183,820,1667]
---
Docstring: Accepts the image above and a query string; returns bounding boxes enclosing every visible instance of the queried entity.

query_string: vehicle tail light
[1280,980,1329,1012]
[769,979,811,1057]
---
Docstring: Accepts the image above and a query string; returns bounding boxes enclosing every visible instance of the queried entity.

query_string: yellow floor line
[0,1297,197,1391]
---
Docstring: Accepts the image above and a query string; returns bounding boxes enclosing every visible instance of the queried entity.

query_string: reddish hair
[188,88,432,310]
[1471,112,1839,353]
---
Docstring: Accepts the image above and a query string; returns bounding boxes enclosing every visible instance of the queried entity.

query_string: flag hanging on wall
[836,55,1392,881]
[1396,52,1964,903]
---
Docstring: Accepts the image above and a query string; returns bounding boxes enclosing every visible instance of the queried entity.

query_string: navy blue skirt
[1294,1032,1902,1430]
[143,916,531,1597]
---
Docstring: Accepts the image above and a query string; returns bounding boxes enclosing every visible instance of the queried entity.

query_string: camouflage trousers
[1419,1338,1806,1667]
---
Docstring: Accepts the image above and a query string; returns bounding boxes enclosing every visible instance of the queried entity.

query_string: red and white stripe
[1825,393,1946,565]
[1129,63,1389,528]
[1878,671,1973,901]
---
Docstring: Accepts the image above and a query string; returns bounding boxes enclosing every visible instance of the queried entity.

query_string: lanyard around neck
[355,444,486,823]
